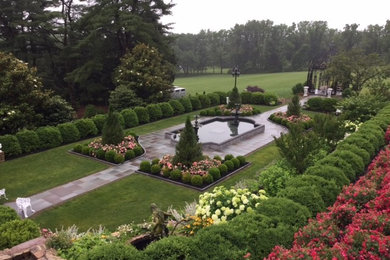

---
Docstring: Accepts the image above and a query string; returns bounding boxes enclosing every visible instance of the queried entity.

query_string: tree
[102,108,124,145]
[173,116,203,167]
[108,85,144,111]
[228,85,241,108]
[286,95,301,117]
[114,43,174,103]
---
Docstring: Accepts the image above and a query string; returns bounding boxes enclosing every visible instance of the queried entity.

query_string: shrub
[236,155,246,166]
[258,164,292,197]
[0,134,22,157]
[264,93,278,105]
[36,126,63,149]
[306,97,323,111]
[16,129,40,153]
[169,100,185,115]
[81,145,91,155]
[142,236,192,260]
[134,106,149,124]
[224,160,234,172]
[0,206,19,225]
[342,136,376,157]
[151,164,161,175]
[199,110,207,116]
[214,91,227,104]
[202,173,213,184]
[84,104,98,118]
[151,158,160,165]
[214,155,222,161]
[207,109,216,116]
[228,86,241,108]
[159,102,174,118]
[114,153,125,164]
[73,144,83,153]
[317,156,355,182]
[102,109,124,145]
[256,197,311,229]
[133,146,143,156]
[207,93,220,106]
[0,219,40,250]
[354,131,382,152]
[80,242,141,260]
[120,109,139,128]
[45,229,72,250]
[277,186,325,217]
[124,150,135,160]
[304,165,350,188]
[191,175,203,187]
[162,167,171,178]
[208,167,221,180]
[179,97,192,112]
[189,96,202,110]
[105,150,116,163]
[336,143,370,165]
[146,104,163,121]
[292,83,304,95]
[358,127,385,149]
[96,149,105,160]
[251,92,265,104]
[231,158,240,169]
[224,154,234,161]
[330,150,365,175]
[286,95,301,117]
[218,164,228,175]
[170,169,182,180]
[57,122,80,144]
[140,161,151,173]
[198,94,211,108]
[91,114,107,134]
[241,92,252,104]
[182,172,191,183]
[74,119,98,138]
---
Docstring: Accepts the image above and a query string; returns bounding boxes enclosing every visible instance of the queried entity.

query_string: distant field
[174,71,306,98]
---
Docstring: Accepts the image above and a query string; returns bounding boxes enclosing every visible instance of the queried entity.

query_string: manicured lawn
[174,71,306,98]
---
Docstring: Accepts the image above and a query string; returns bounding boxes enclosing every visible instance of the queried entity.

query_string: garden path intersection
[5,98,310,217]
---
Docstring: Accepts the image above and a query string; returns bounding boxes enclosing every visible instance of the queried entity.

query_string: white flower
[239,205,245,211]
[216,201,222,207]
[235,209,241,215]
[215,209,221,216]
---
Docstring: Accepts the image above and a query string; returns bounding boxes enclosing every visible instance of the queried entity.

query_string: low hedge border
[136,162,251,191]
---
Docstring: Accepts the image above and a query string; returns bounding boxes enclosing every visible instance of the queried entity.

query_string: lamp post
[234,103,241,125]
[232,66,240,88]
[194,115,200,141]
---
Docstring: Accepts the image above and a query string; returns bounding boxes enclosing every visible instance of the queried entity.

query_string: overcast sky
[161,0,390,34]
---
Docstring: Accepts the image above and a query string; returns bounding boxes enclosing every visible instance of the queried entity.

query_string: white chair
[16,197,35,218]
[0,188,7,200]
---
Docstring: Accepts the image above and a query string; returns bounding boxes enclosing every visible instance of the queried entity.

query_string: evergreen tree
[102,108,124,145]
[173,116,203,167]
[228,85,241,108]
[286,95,301,117]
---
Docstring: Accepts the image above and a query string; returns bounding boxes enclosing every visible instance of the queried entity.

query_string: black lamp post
[194,115,200,141]
[232,66,240,88]
[234,103,241,125]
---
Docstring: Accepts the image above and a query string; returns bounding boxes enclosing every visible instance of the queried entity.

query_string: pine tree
[228,85,241,108]
[286,94,301,117]
[173,116,203,167]
[102,108,124,145]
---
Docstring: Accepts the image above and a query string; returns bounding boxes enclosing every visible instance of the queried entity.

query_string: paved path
[5,98,309,217]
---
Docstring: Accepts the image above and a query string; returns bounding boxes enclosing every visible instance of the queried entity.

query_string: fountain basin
[165,117,265,151]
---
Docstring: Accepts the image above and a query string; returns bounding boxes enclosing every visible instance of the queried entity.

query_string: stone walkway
[5,98,309,217]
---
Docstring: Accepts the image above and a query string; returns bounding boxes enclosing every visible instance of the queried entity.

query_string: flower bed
[200,104,261,117]
[267,143,390,259]
[72,134,144,164]
[137,154,248,189]
[269,111,312,128]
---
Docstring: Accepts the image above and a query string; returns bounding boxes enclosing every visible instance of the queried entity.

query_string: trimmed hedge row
[305,97,338,112]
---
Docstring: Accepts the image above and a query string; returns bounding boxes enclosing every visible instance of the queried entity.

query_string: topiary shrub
[142,236,192,260]
[286,95,301,117]
[264,93,278,105]
[224,160,234,172]
[207,93,220,106]
[179,97,192,112]
[292,83,304,95]
[169,100,185,115]
[102,109,124,145]
[336,143,370,165]
[191,175,203,187]
[125,150,135,160]
[251,92,265,104]
[304,165,349,188]
[224,154,234,161]
[182,172,191,183]
[0,206,19,225]
[15,129,40,153]
[91,114,107,134]
[0,219,40,250]
[208,167,221,180]
[146,104,163,122]
[0,134,22,157]
[81,145,90,155]
[258,164,292,197]
[330,150,365,176]
[317,156,356,182]
[214,155,222,161]
[57,122,80,144]
[231,158,240,169]
[342,135,376,158]
[134,106,150,124]
[159,102,174,118]
[140,161,151,173]
[162,167,171,178]
[236,156,246,166]
[357,128,385,150]
[218,164,228,176]
[198,94,211,108]
[74,119,98,138]
[96,149,105,160]
[120,109,139,128]
[36,126,63,149]
[189,96,202,110]
[133,146,143,156]
[241,92,252,104]
[213,91,227,104]
[105,150,116,163]
[73,144,83,153]
[114,153,125,164]
[151,158,160,165]
[202,173,213,184]
[170,169,182,180]
[151,164,161,175]
[277,186,325,217]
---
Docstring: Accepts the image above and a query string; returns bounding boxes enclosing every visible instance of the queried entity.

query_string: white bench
[0,188,7,200]
[16,197,35,218]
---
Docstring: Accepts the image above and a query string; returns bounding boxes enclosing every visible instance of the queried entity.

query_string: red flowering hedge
[267,143,390,259]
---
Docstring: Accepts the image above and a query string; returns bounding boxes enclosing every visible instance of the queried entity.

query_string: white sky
[161,0,390,34]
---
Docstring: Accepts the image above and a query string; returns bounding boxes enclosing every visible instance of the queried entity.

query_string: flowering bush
[215,104,259,116]
[159,155,221,177]
[344,120,363,133]
[195,186,268,224]
[182,216,213,236]
[272,111,311,124]
[88,135,137,156]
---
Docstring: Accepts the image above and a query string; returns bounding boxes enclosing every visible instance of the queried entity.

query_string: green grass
[174,71,306,98]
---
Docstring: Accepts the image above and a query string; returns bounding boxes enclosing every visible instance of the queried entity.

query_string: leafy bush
[162,167,171,178]
[202,173,214,184]
[342,135,376,157]
[0,134,22,157]
[73,144,83,153]
[151,158,160,165]
[218,164,228,175]
[81,145,91,155]
[258,164,292,197]
[189,96,202,110]
[241,92,252,104]
[0,219,40,250]
[198,94,211,108]
[74,119,98,138]
[151,164,161,175]
[231,158,240,169]
[224,160,234,172]
[114,153,125,164]
[0,206,19,225]
[228,86,241,108]
[36,126,63,149]
[16,129,40,153]
[84,104,98,118]
[354,131,382,152]
[182,172,191,183]
[57,122,80,144]
[264,93,278,105]
[317,156,356,182]
[236,155,246,166]
[214,91,227,104]
[251,92,265,104]
[96,149,105,160]
[207,93,220,106]
[142,236,193,259]
[306,97,338,112]
[208,167,221,180]
[339,94,386,122]
[120,109,139,128]
[91,114,107,134]
[102,110,124,145]
[146,104,163,121]
[305,165,349,188]
[214,155,222,161]
[124,150,135,160]
[104,150,116,163]
[169,100,185,115]
[133,146,143,156]
[159,102,174,118]
[292,83,304,95]
[330,150,365,175]
[170,169,182,180]
[191,175,203,187]
[179,97,192,112]
[45,228,73,250]
[286,95,301,117]
[336,143,370,165]
[224,154,234,161]
[134,106,149,124]
[80,242,141,260]
[140,161,151,173]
